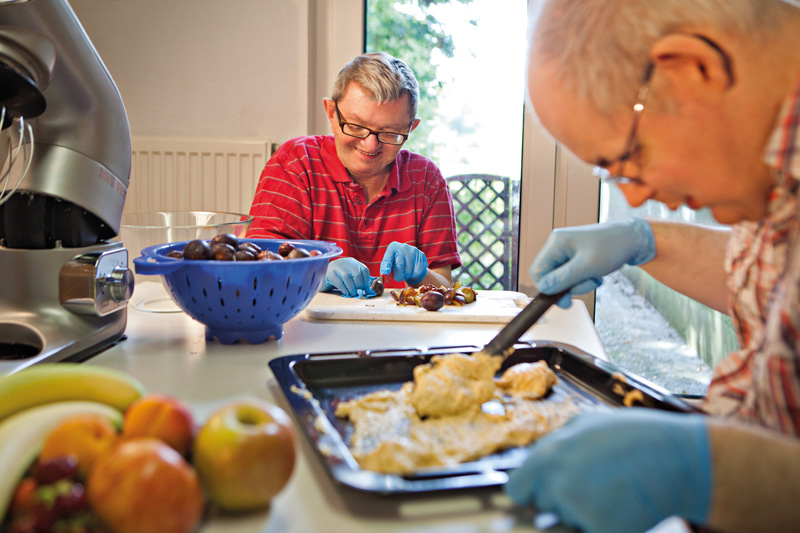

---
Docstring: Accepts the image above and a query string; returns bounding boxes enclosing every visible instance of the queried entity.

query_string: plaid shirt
[247,135,461,288]
[705,76,800,435]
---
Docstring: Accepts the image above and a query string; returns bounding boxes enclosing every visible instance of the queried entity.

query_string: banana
[0,400,123,520]
[0,363,146,424]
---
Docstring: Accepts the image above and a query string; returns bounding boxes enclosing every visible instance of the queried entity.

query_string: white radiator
[126,136,279,215]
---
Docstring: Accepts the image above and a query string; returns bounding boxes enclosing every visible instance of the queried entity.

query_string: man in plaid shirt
[505,1,800,532]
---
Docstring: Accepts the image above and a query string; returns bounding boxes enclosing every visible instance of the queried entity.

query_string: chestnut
[182,240,212,260]
[210,233,239,248]
[258,250,284,261]
[210,243,236,261]
[235,249,256,261]
[239,242,262,255]
[419,291,445,311]
[370,277,385,297]
[286,247,311,259]
[277,242,295,257]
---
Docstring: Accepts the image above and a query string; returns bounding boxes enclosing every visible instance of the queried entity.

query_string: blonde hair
[331,52,420,119]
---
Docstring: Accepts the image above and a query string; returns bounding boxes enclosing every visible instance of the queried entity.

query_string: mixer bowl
[133,238,342,344]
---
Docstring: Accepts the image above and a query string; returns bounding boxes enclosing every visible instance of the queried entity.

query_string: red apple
[192,399,296,511]
[122,393,196,457]
[87,438,204,533]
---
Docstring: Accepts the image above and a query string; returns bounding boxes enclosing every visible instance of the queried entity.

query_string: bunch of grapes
[3,457,108,533]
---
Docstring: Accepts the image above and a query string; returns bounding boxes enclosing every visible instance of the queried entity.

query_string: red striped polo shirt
[247,135,462,288]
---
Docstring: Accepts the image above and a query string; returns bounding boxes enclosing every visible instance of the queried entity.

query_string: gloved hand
[504,408,712,533]
[380,242,428,285]
[530,217,655,308]
[319,257,374,298]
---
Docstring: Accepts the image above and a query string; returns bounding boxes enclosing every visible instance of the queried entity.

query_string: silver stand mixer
[0,0,133,375]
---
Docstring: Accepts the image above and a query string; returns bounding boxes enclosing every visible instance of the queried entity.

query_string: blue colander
[133,239,342,344]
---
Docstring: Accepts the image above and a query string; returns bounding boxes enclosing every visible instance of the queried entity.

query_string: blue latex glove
[319,257,374,298]
[505,408,712,533]
[530,217,656,308]
[380,242,428,285]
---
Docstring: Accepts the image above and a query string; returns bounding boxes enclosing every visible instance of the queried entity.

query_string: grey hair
[331,52,420,119]
[527,0,793,116]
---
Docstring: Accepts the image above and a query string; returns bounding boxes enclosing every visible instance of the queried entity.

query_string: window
[365,0,528,290]
[595,185,735,396]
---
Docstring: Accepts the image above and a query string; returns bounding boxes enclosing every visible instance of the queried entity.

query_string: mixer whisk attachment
[0,104,35,207]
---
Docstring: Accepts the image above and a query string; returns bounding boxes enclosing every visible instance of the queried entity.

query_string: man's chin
[708,206,749,225]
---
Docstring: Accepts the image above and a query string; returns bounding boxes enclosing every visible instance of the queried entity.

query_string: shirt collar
[762,72,800,183]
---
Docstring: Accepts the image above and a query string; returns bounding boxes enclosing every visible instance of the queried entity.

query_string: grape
[6,516,37,533]
[31,502,55,532]
[53,482,87,518]
[32,457,78,484]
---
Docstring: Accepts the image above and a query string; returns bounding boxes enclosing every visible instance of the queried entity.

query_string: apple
[122,393,196,457]
[87,438,205,533]
[192,399,297,511]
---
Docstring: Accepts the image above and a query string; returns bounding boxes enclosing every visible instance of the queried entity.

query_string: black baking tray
[268,341,704,495]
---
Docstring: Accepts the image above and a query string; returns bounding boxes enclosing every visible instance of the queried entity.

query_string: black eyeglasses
[334,102,412,145]
[592,62,655,185]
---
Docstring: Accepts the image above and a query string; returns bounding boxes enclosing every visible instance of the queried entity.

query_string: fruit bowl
[132,239,342,344]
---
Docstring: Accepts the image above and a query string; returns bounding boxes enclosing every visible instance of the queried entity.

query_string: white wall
[68,0,599,302]
[69,0,313,142]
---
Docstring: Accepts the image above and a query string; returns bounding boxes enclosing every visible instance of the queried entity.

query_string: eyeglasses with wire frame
[592,62,655,185]
[334,102,412,146]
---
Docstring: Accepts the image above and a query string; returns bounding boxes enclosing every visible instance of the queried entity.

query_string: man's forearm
[640,220,731,313]
[413,266,453,288]
[706,419,800,532]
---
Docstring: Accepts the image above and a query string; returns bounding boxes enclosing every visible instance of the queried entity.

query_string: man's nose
[619,181,655,208]
[360,133,382,150]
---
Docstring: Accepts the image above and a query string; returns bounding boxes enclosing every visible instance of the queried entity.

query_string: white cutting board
[304,290,531,323]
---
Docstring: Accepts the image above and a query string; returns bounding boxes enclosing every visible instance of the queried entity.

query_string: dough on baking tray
[335,354,582,475]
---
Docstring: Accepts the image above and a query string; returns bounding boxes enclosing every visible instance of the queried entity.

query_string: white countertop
[90,283,609,533]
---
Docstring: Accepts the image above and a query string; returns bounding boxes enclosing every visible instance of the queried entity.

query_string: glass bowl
[118,211,254,312]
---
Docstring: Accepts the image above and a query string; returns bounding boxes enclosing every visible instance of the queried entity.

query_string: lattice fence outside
[445,174,520,291]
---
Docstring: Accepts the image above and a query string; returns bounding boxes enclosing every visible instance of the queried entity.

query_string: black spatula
[480,290,569,358]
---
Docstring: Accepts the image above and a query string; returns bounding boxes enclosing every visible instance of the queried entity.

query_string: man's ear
[323,97,336,121]
[322,97,338,134]
[409,117,421,133]
[649,34,733,94]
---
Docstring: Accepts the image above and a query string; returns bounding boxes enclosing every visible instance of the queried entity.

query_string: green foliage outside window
[365,0,473,156]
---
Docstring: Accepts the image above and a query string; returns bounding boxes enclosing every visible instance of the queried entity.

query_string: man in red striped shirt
[247,52,461,296]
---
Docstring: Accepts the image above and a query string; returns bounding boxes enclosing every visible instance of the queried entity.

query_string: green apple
[193,399,297,511]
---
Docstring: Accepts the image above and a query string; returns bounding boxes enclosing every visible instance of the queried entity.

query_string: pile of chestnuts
[390,282,477,312]
[166,233,320,261]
